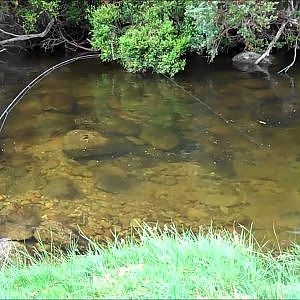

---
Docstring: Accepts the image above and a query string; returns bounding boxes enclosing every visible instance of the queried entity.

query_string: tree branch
[0,28,20,37]
[59,28,95,52]
[255,0,299,66]
[278,33,299,73]
[0,19,54,46]
[255,21,288,65]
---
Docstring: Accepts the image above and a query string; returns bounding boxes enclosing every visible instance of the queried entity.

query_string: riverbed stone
[43,176,81,200]
[40,93,78,114]
[200,194,240,207]
[101,117,140,137]
[140,125,180,151]
[0,204,41,241]
[93,165,132,194]
[63,129,135,159]
[0,204,41,228]
[35,113,75,139]
[0,223,34,241]
[186,207,209,220]
[34,220,76,247]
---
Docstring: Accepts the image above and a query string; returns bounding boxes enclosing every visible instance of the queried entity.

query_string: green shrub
[65,0,89,25]
[118,16,188,75]
[18,0,61,33]
[89,4,120,61]
[89,0,190,76]
[185,0,278,61]
[185,1,221,59]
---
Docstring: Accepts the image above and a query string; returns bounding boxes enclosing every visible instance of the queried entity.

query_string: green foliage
[185,1,221,57]
[89,4,120,61]
[18,0,60,33]
[185,0,278,60]
[65,0,88,25]
[5,0,298,74]
[118,7,189,75]
[226,0,278,51]
[18,9,39,33]
[28,0,61,17]
[89,0,190,75]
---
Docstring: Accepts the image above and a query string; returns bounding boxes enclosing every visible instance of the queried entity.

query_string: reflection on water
[0,54,299,246]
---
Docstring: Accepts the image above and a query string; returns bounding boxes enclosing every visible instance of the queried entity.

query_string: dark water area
[0,51,299,247]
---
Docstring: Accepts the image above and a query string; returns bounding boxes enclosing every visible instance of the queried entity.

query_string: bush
[18,0,61,33]
[185,0,278,61]
[118,16,188,75]
[89,4,120,61]
[89,0,190,76]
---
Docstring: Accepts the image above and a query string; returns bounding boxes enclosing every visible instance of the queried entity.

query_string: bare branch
[0,27,20,37]
[255,0,299,65]
[255,21,288,65]
[0,19,54,46]
[278,33,299,73]
[58,27,96,52]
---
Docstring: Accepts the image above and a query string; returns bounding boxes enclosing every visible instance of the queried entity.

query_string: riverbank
[0,225,299,298]
[1,0,299,76]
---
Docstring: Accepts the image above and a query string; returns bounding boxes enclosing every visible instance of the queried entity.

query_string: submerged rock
[40,93,78,114]
[101,117,140,137]
[200,194,240,207]
[63,129,135,159]
[140,125,180,151]
[0,203,40,241]
[34,113,75,138]
[93,165,133,194]
[43,176,81,200]
[186,207,209,220]
[0,223,35,241]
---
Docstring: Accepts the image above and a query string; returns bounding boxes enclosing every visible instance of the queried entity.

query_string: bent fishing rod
[0,53,101,133]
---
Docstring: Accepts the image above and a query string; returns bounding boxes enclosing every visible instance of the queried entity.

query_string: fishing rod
[162,74,265,148]
[0,53,101,133]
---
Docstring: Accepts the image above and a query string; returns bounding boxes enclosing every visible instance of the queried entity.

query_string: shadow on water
[0,51,300,247]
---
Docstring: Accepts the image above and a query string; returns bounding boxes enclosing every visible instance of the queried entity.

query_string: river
[0,51,299,247]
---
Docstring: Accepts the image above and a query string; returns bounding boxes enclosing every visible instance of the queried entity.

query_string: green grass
[0,224,299,299]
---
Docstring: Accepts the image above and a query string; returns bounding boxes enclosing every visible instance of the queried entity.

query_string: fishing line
[162,73,265,148]
[0,53,101,135]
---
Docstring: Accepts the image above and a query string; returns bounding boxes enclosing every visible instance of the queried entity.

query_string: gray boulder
[232,51,273,65]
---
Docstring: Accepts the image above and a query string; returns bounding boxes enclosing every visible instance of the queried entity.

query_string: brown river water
[0,52,299,248]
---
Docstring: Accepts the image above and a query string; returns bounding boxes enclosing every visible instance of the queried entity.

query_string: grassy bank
[0,225,299,299]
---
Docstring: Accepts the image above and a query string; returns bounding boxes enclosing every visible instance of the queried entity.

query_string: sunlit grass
[0,224,299,299]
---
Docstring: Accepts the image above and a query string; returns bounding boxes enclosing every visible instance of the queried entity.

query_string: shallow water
[0,52,300,246]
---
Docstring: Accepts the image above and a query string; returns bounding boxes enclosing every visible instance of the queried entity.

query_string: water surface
[0,53,300,245]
